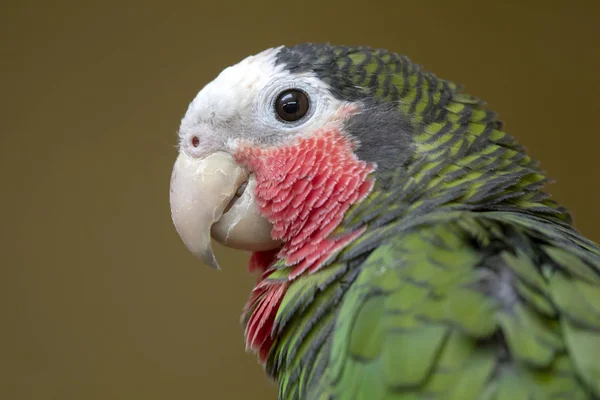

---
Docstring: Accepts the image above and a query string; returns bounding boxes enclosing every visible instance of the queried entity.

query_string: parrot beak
[169,151,280,269]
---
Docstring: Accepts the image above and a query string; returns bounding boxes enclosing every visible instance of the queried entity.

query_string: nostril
[191,136,200,147]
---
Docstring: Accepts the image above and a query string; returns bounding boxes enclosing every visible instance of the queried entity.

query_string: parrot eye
[274,89,310,122]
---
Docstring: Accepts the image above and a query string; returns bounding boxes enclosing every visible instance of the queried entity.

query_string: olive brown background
[2,1,599,399]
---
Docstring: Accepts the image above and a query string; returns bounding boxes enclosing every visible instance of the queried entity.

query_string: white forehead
[181,47,285,130]
[178,46,349,156]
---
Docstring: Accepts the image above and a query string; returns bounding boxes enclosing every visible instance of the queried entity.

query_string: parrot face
[170,46,375,270]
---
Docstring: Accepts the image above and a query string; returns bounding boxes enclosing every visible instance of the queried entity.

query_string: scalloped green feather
[277,213,600,399]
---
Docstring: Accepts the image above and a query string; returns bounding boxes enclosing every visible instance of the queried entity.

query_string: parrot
[169,43,600,399]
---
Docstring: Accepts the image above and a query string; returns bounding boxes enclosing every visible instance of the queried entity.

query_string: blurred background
[1,1,599,399]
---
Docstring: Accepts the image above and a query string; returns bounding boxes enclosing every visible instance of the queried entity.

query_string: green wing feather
[305,212,600,399]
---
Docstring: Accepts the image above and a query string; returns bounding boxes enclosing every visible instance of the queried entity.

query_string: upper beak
[169,151,280,269]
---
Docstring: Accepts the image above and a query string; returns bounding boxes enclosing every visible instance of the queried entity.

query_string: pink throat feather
[233,129,375,362]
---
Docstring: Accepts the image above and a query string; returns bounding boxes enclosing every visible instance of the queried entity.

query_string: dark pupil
[282,94,299,114]
[275,89,309,122]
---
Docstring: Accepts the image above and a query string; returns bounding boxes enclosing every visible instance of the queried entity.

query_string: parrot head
[170,44,409,272]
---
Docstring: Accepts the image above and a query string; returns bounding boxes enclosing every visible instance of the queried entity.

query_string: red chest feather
[234,129,375,360]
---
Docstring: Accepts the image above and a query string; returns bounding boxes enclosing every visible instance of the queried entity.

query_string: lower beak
[169,151,280,269]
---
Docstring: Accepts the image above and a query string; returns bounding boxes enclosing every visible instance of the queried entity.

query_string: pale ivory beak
[169,151,280,269]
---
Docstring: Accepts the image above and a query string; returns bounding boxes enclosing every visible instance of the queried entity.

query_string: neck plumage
[234,117,570,370]
[234,71,571,372]
[233,129,375,361]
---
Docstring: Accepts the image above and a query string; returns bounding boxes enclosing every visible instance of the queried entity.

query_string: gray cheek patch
[346,100,415,175]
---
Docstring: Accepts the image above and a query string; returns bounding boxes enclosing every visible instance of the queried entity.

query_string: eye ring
[274,89,310,122]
